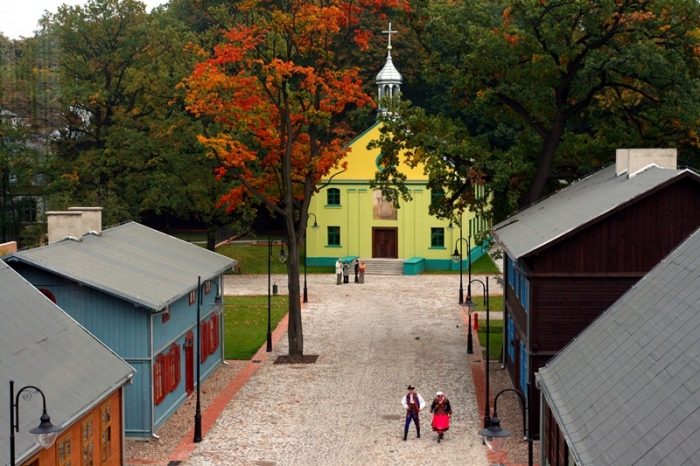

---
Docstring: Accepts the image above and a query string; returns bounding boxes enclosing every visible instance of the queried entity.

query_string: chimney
[46,207,103,244]
[46,211,83,244]
[616,148,677,178]
[68,206,103,234]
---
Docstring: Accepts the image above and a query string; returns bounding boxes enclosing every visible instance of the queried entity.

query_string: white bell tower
[376,22,402,117]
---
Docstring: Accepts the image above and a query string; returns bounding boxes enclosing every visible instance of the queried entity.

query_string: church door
[372,227,398,258]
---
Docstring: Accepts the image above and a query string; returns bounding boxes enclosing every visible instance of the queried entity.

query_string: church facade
[306,24,490,272]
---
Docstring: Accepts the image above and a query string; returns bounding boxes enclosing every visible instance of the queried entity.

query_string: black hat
[407,385,415,390]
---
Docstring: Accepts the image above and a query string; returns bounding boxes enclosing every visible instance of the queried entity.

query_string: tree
[375,0,700,220]
[184,0,406,359]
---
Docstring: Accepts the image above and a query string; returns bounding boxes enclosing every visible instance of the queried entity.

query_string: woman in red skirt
[430,391,452,443]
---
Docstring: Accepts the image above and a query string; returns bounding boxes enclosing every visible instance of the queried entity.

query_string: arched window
[39,288,57,303]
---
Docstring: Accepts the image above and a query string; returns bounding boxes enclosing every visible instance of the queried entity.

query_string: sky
[1,0,166,40]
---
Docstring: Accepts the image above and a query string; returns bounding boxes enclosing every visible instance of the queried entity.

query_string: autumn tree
[184,0,406,359]
[375,0,700,221]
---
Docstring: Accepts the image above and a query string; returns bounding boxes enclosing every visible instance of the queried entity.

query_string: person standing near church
[335,258,343,285]
[430,391,452,443]
[342,260,349,283]
[354,258,360,283]
[401,385,425,440]
[359,260,366,284]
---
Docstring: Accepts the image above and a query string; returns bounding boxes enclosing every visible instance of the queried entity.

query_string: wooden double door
[372,227,398,258]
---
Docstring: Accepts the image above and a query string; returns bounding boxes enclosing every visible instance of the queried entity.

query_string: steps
[362,258,404,275]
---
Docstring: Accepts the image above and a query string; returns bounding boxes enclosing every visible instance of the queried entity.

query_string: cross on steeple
[382,22,397,50]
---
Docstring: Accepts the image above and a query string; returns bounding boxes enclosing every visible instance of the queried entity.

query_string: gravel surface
[125,271,541,466]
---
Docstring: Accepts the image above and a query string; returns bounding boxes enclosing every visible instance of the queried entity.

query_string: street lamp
[303,213,319,303]
[267,237,287,352]
[451,223,476,354]
[9,380,62,466]
[465,277,490,431]
[478,385,534,466]
[194,276,222,443]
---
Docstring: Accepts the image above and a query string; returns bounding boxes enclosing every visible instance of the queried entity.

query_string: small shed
[3,219,236,438]
[490,149,700,437]
[536,226,700,465]
[0,261,135,465]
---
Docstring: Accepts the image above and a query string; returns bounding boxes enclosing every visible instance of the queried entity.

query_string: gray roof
[536,227,700,465]
[4,221,236,310]
[491,165,700,259]
[0,262,135,465]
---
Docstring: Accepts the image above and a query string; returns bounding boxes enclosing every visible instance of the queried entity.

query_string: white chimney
[68,206,103,234]
[616,148,677,178]
[46,211,83,244]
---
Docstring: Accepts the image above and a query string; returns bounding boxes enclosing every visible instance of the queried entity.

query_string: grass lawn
[216,242,334,275]
[472,295,504,361]
[223,295,289,360]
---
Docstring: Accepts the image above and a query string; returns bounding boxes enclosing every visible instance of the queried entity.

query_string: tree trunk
[520,119,566,207]
[285,225,304,360]
[206,225,216,251]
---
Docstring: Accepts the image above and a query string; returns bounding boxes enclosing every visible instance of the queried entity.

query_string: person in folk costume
[430,391,452,443]
[359,260,366,284]
[401,385,426,440]
[354,258,360,283]
[335,258,343,285]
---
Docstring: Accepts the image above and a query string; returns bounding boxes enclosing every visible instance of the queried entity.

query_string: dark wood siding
[532,276,639,352]
[532,178,700,274]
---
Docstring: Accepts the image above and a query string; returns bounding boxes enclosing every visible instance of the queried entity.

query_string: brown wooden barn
[490,149,700,440]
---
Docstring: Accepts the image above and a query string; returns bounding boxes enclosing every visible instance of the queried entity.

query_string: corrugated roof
[491,165,700,259]
[0,262,135,465]
[536,227,700,465]
[5,221,236,310]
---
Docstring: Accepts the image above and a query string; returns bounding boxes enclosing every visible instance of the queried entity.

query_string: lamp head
[278,246,287,263]
[478,415,510,453]
[451,248,460,263]
[30,411,62,449]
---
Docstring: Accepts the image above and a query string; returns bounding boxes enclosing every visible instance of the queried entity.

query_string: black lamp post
[9,380,62,466]
[478,385,534,466]
[451,226,476,354]
[303,213,319,303]
[194,276,222,443]
[466,277,490,431]
[267,237,287,352]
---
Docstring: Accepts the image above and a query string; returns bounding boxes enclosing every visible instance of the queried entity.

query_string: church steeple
[376,22,402,117]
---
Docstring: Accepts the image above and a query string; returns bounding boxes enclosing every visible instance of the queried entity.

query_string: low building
[3,209,236,438]
[490,149,700,437]
[0,261,135,466]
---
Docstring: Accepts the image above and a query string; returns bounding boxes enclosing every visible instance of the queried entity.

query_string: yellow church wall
[308,122,490,271]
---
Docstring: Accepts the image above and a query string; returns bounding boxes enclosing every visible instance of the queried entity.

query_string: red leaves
[184,0,405,213]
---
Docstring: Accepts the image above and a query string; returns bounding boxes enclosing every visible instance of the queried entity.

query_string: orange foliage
[184,0,407,213]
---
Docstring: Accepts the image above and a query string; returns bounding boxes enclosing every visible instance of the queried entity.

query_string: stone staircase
[362,258,404,275]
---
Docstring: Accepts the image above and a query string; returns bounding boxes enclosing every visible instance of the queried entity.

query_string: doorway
[372,227,398,258]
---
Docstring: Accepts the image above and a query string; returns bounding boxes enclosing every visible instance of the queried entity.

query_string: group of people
[401,385,452,443]
[335,258,365,285]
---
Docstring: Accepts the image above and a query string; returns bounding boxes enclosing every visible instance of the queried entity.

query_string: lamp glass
[312,222,319,230]
[484,435,507,453]
[37,431,58,449]
[278,248,287,263]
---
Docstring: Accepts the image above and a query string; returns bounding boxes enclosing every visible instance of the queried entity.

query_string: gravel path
[126,272,514,466]
[181,274,497,466]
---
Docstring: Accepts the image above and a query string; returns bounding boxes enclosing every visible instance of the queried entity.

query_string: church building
[306,24,490,273]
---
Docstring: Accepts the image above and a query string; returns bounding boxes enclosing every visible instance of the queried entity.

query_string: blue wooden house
[3,219,236,438]
[0,261,135,466]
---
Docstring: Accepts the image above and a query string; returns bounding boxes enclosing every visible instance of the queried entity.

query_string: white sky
[1,0,166,40]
